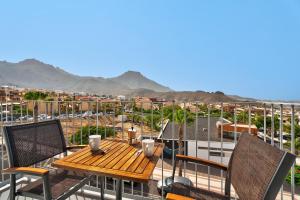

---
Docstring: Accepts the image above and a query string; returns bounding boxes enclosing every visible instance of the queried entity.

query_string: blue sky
[0,1,300,100]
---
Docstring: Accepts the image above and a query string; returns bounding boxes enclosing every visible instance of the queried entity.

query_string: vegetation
[283,124,300,138]
[251,114,280,131]
[71,126,114,145]
[165,108,194,177]
[24,91,48,122]
[128,113,143,124]
[144,114,161,131]
[24,91,48,100]
[286,165,300,186]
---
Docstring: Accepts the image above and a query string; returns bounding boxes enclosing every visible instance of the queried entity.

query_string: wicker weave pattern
[18,169,85,199]
[5,120,66,167]
[230,133,284,200]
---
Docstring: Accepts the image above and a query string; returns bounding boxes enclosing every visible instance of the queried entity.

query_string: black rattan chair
[2,119,90,200]
[167,133,296,200]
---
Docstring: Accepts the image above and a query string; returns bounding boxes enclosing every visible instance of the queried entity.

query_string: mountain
[129,89,235,103]
[228,95,257,102]
[0,59,171,95]
[110,71,171,92]
[0,59,243,102]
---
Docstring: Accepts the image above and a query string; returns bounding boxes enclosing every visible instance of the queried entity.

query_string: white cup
[142,139,155,157]
[89,135,101,151]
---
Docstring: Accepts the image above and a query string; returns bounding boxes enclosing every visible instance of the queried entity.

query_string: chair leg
[172,157,177,181]
[9,174,16,200]
[42,174,52,200]
[115,179,123,200]
[100,176,105,200]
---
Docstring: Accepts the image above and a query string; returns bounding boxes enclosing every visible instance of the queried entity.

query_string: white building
[117,115,127,122]
[117,95,126,101]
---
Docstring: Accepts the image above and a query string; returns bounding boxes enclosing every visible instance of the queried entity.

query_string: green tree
[24,91,48,122]
[144,114,161,131]
[223,111,233,122]
[286,165,300,186]
[72,126,114,145]
[24,91,48,100]
[210,108,221,117]
[237,111,249,124]
[198,104,208,113]
[162,105,180,118]
[284,124,300,138]
[253,114,280,132]
[128,113,143,124]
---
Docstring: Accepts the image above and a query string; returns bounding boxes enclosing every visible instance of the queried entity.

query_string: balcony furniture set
[1,119,296,200]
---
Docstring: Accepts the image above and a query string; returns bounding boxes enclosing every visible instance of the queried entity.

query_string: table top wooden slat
[97,143,130,167]
[135,146,160,174]
[118,150,141,171]
[65,140,111,162]
[90,142,128,167]
[83,142,121,166]
[126,150,146,172]
[52,139,164,183]
[104,146,135,169]
[112,147,139,170]
[77,141,119,164]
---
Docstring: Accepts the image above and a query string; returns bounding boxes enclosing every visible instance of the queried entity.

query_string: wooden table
[53,139,164,200]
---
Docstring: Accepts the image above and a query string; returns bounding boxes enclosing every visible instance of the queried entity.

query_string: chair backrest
[228,133,296,200]
[3,119,67,168]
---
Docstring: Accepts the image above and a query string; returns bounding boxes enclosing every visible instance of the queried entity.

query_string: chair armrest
[176,155,228,171]
[166,193,195,200]
[66,145,87,150]
[2,167,49,176]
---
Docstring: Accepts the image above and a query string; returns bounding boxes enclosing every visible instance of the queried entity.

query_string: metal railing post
[1,102,4,181]
[279,104,283,200]
[72,101,75,144]
[264,104,267,142]
[234,104,237,145]
[220,103,224,193]
[195,102,198,188]
[172,101,175,172]
[271,104,275,146]
[248,104,251,134]
[161,102,164,199]
[183,102,187,177]
[207,104,211,191]
[291,105,295,200]
[80,102,83,145]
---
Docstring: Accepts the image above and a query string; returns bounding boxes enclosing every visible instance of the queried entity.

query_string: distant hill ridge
[0,58,236,102]
[0,59,171,95]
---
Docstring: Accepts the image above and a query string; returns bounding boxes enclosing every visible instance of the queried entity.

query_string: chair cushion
[18,169,89,199]
[169,182,228,200]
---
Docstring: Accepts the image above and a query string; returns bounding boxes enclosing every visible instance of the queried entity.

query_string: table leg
[116,179,123,200]
[100,176,105,200]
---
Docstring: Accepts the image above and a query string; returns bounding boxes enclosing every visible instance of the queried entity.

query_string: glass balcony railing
[0,100,299,199]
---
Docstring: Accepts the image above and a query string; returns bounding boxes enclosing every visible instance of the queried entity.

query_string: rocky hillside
[129,89,235,103]
[0,59,171,95]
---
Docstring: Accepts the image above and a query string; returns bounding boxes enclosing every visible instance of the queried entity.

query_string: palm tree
[295,137,300,155]
[144,114,161,131]
[237,111,248,124]
[166,108,194,177]
[285,137,300,156]
[24,91,48,122]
